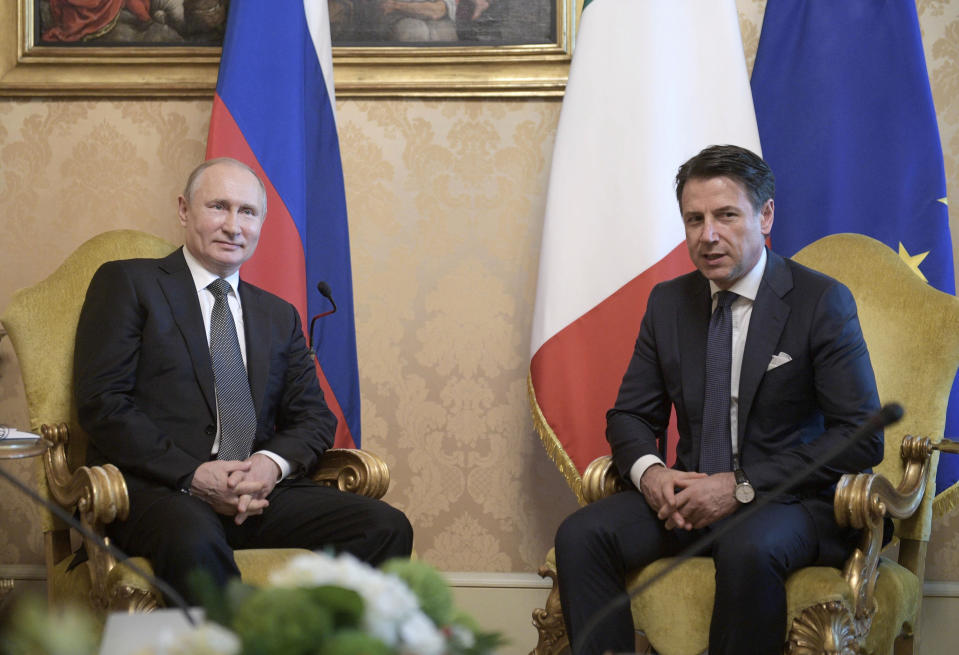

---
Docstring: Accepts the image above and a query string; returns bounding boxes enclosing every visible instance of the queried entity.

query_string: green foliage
[303,585,365,627]
[379,558,454,626]
[188,568,248,626]
[0,593,98,655]
[231,586,335,655]
[319,629,392,655]
[462,629,508,655]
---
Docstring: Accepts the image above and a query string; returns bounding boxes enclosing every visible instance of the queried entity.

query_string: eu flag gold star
[899,243,929,282]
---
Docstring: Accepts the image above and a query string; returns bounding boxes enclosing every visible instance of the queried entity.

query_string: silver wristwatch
[734,468,755,504]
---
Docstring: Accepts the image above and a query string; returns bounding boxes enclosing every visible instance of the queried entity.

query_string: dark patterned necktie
[207,278,256,461]
[699,290,737,475]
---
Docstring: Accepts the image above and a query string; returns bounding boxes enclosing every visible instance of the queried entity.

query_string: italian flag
[529,0,762,501]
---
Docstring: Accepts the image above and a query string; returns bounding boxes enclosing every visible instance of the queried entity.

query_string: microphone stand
[572,403,903,654]
[308,281,337,358]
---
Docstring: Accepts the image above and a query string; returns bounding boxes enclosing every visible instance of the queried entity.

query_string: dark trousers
[554,490,853,655]
[109,478,414,605]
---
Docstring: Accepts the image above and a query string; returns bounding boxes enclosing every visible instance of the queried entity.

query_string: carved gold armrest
[832,435,933,623]
[41,423,134,610]
[40,423,129,529]
[581,455,630,504]
[309,448,390,500]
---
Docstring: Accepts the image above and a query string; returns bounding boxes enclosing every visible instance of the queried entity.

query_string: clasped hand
[639,466,738,530]
[189,454,280,525]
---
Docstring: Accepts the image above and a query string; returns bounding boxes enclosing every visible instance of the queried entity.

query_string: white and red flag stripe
[529,0,761,500]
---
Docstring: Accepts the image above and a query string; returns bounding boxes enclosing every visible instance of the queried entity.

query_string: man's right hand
[189,460,270,521]
[639,465,707,531]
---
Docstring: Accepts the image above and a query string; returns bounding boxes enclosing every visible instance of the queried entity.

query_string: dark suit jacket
[607,248,882,534]
[75,248,337,519]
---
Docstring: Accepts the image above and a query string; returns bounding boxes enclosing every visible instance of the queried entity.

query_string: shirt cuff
[629,455,666,490]
[254,450,291,481]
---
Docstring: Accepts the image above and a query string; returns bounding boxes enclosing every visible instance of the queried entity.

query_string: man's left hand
[663,472,738,529]
[228,454,280,525]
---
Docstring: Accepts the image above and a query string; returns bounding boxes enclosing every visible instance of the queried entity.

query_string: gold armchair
[1,230,390,615]
[531,234,959,655]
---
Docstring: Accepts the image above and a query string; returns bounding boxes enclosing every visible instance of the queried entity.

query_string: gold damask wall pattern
[1,0,959,581]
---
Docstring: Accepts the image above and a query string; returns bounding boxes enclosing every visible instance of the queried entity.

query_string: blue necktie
[207,279,256,461]
[699,290,737,475]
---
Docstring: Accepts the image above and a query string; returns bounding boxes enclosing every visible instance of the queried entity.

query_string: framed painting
[0,0,581,97]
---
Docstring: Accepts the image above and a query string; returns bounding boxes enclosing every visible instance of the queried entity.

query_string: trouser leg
[708,501,819,655]
[232,479,414,565]
[554,491,693,655]
[108,492,239,606]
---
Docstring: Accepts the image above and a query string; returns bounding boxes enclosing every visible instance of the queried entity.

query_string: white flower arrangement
[128,551,502,655]
[270,552,445,655]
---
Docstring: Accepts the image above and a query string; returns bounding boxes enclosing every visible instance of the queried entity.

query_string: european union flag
[751,1,957,503]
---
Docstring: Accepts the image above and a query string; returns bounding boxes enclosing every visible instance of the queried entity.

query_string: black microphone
[0,443,197,627]
[572,402,904,654]
[308,281,337,356]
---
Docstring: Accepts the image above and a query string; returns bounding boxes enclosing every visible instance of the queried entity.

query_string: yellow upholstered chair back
[2,230,175,531]
[793,233,959,542]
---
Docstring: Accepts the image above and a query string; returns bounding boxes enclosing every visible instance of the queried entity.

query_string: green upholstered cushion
[104,548,314,592]
[234,548,315,587]
[625,556,919,655]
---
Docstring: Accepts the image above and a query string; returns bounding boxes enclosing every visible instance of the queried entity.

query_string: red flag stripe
[207,95,356,449]
[530,243,692,495]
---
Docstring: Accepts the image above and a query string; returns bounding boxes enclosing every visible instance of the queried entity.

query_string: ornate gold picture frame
[0,0,581,98]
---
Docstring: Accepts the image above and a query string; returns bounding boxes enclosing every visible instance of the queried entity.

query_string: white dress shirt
[182,247,291,480]
[629,248,768,489]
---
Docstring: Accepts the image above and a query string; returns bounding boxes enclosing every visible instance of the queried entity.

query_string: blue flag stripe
[215,1,361,443]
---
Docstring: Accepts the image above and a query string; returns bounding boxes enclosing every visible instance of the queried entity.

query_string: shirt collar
[708,247,766,302]
[182,246,242,297]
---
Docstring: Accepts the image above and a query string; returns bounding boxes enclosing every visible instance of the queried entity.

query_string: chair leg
[893,627,916,655]
[531,563,569,655]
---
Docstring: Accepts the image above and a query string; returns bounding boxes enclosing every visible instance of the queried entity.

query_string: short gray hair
[182,157,267,216]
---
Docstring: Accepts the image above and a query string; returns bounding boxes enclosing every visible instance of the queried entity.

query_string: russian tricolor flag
[207,1,360,448]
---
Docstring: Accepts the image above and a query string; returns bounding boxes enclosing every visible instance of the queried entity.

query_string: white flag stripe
[303,0,337,115]
[530,0,761,356]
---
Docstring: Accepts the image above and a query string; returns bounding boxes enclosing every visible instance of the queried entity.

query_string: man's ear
[177,195,189,227]
[760,198,774,235]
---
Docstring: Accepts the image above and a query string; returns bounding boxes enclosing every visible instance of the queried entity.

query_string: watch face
[735,484,755,504]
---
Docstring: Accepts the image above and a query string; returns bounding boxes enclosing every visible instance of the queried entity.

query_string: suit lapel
[737,250,793,450]
[679,276,711,470]
[156,249,217,417]
[239,282,269,418]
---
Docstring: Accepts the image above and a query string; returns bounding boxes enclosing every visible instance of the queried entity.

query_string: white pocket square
[767,352,792,371]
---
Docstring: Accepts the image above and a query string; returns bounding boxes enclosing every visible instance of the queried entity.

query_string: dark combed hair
[675,145,775,212]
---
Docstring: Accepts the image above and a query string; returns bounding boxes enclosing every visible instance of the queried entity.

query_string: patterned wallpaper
[1,0,959,580]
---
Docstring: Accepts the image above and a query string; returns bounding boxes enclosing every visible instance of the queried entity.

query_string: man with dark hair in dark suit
[75,157,413,603]
[554,145,883,655]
